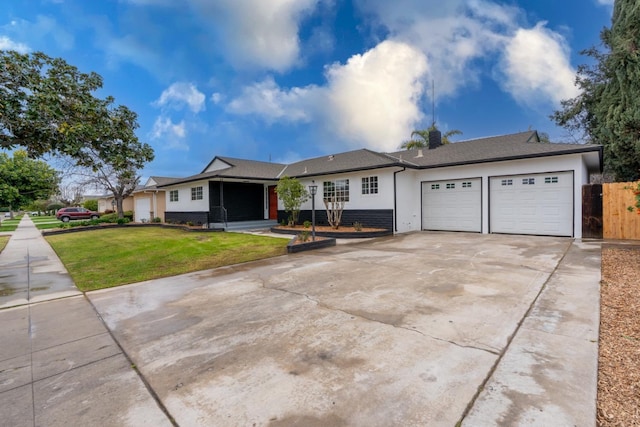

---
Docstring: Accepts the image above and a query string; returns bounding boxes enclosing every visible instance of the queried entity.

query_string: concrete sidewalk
[0,216,171,427]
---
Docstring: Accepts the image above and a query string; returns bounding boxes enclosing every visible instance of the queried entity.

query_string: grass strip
[46,228,288,291]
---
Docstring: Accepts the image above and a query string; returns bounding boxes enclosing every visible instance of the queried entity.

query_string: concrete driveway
[88,232,600,426]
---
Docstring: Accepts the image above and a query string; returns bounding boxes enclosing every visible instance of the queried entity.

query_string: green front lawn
[0,236,9,252]
[0,216,21,232]
[46,228,289,291]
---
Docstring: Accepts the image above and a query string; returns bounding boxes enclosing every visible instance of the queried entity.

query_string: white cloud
[0,36,30,53]
[499,23,579,107]
[226,1,579,151]
[154,82,206,113]
[187,0,320,72]
[228,40,428,152]
[2,16,74,50]
[210,93,223,104]
[150,116,188,150]
[322,40,428,151]
[227,77,317,123]
[596,0,614,5]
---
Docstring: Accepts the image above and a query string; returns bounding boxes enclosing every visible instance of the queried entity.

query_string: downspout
[393,166,406,232]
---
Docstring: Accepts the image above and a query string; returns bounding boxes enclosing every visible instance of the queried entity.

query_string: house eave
[412,146,603,171]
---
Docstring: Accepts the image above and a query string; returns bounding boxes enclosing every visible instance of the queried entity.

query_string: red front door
[268,186,278,219]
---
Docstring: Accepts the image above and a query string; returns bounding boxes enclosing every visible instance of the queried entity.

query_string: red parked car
[56,207,100,222]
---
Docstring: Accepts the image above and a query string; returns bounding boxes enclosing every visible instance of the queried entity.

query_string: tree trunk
[323,197,345,229]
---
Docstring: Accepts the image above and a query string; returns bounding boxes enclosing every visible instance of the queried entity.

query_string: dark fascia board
[410,145,603,171]
[157,174,279,188]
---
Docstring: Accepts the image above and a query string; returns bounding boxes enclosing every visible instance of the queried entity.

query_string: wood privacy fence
[602,182,640,240]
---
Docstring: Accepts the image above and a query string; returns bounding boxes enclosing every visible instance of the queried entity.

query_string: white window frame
[323,179,350,202]
[191,186,203,201]
[362,176,378,195]
[169,190,179,202]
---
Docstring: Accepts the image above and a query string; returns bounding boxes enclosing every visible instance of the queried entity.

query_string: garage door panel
[135,198,151,222]
[490,171,573,237]
[422,178,481,232]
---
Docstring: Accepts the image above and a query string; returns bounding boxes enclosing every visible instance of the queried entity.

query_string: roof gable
[202,157,233,173]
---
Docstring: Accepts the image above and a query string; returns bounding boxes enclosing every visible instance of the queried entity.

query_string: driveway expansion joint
[455,240,574,426]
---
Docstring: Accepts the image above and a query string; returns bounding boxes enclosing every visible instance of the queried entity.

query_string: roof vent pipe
[428,130,442,149]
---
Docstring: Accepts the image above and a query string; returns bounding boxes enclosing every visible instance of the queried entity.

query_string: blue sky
[1,0,613,180]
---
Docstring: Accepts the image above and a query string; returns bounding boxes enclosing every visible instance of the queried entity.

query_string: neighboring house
[97,194,134,213]
[132,176,176,222]
[158,131,602,238]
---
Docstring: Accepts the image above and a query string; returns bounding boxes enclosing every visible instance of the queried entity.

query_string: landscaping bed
[271,224,392,238]
[286,235,336,253]
[598,244,640,426]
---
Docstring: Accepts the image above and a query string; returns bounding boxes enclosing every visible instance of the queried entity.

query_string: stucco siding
[293,169,396,212]
[164,180,209,212]
[397,154,588,238]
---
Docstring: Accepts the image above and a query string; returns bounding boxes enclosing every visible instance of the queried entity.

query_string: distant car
[3,212,10,218]
[56,207,100,222]
[29,211,39,216]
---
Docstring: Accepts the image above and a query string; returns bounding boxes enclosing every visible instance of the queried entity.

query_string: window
[362,176,378,195]
[170,190,179,202]
[522,178,535,185]
[501,179,513,186]
[323,179,349,202]
[431,184,440,190]
[462,181,472,188]
[191,186,203,200]
[446,183,455,189]
[545,176,559,184]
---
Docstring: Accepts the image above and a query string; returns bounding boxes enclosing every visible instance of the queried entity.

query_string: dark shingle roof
[160,157,286,187]
[149,176,179,186]
[280,149,398,177]
[158,131,602,186]
[213,157,287,179]
[386,131,601,168]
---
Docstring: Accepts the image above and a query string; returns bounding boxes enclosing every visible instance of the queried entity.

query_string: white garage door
[135,198,151,223]
[422,178,481,232]
[490,171,573,237]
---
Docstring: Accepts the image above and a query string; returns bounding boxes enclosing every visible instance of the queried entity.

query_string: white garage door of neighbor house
[135,198,151,223]
[490,171,573,237]
[422,178,482,232]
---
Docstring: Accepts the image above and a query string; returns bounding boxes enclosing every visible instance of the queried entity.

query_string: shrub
[116,218,130,225]
[298,230,310,242]
[83,199,98,211]
[47,203,64,212]
[353,221,363,232]
[303,220,311,228]
[152,217,162,223]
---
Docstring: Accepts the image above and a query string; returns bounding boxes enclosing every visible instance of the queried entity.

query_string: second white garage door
[490,171,573,237]
[422,178,482,232]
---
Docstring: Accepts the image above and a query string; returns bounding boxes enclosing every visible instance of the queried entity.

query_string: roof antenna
[432,80,436,126]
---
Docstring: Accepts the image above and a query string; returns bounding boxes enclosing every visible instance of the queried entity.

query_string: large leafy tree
[552,0,640,181]
[1,50,154,215]
[0,150,59,214]
[400,124,463,150]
